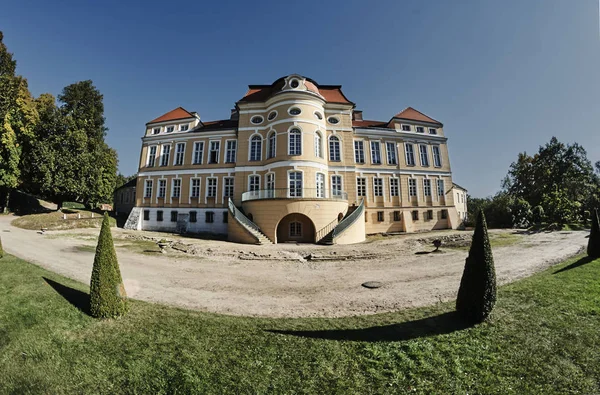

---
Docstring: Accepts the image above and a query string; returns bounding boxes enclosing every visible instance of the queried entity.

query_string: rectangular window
[386,142,397,165]
[357,177,366,197]
[189,211,197,223]
[289,171,303,197]
[393,211,401,221]
[423,179,432,197]
[179,124,189,132]
[316,173,325,198]
[249,175,260,192]
[144,180,153,198]
[222,212,228,223]
[409,179,417,197]
[172,179,181,198]
[432,146,442,167]
[224,177,234,198]
[377,211,384,222]
[405,143,415,166]
[205,211,214,223]
[191,178,201,198]
[329,136,340,161]
[419,145,430,167]
[354,141,365,163]
[314,133,322,158]
[373,178,383,197]
[370,141,381,164]
[416,126,425,133]
[143,210,150,220]
[152,127,160,135]
[412,210,419,221]
[437,179,445,196]
[207,178,217,198]
[441,210,448,219]
[426,210,434,220]
[289,130,301,155]
[290,222,302,237]
[193,141,204,164]
[390,178,399,197]
[331,175,342,197]
[160,145,171,166]
[209,141,220,164]
[174,143,185,166]
[401,124,411,131]
[170,211,178,222]
[158,179,166,198]
[166,126,174,133]
[225,140,237,163]
[157,210,163,222]
[268,132,276,159]
[147,146,157,167]
[429,128,437,135]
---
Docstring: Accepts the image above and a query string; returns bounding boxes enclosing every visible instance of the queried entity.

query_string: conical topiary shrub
[587,209,600,259]
[456,210,496,324]
[0,235,4,258]
[90,212,128,318]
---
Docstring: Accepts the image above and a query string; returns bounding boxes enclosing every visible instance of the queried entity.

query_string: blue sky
[2,0,599,197]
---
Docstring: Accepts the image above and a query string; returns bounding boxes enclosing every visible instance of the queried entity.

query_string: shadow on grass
[43,277,91,316]
[553,256,596,275]
[268,311,471,342]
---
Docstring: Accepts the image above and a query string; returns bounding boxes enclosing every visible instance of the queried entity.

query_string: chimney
[230,108,239,120]
[352,110,363,121]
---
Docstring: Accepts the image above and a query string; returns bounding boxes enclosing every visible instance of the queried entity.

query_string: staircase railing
[228,198,261,233]
[316,217,339,243]
[332,199,365,240]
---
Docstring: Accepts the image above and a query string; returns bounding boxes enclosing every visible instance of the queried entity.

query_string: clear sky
[2,0,599,197]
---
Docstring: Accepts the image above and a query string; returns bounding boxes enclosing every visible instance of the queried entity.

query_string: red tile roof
[392,107,442,126]
[147,107,195,124]
[352,119,388,128]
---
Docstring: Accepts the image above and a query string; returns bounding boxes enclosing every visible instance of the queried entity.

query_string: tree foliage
[588,209,600,259]
[456,211,497,323]
[89,212,128,318]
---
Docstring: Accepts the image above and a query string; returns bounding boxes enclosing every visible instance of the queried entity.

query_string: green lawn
[11,210,116,230]
[0,254,599,394]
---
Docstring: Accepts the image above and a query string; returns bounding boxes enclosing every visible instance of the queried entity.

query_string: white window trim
[247,174,261,192]
[179,124,189,132]
[146,145,157,167]
[419,144,430,167]
[408,177,418,199]
[267,111,278,121]
[208,140,221,164]
[160,144,172,167]
[356,177,367,201]
[405,143,415,166]
[225,139,237,164]
[372,177,384,198]
[315,172,326,198]
[173,142,186,166]
[248,133,263,161]
[288,106,302,116]
[205,177,218,203]
[265,172,275,189]
[250,115,264,125]
[370,140,382,165]
[288,126,302,156]
[389,176,399,198]
[170,178,182,203]
[192,141,204,165]
[401,124,412,132]
[189,177,201,203]
[287,169,304,198]
[416,126,425,134]
[314,131,323,158]
[353,139,365,164]
[156,178,167,203]
[267,131,277,159]
[423,178,432,198]
[429,128,437,135]
[328,135,341,162]
[165,125,175,133]
[330,174,343,199]
[144,179,153,200]
[385,141,398,165]
[432,145,443,168]
[152,127,161,135]
[222,177,235,203]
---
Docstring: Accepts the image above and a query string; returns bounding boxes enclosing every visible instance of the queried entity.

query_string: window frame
[223,177,234,199]
[419,144,430,167]
[205,211,214,223]
[416,126,425,133]
[189,211,197,223]
[408,178,418,197]
[354,140,365,163]
[356,177,367,198]
[174,142,185,166]
[158,179,167,199]
[208,140,220,164]
[405,143,415,166]
[144,180,153,199]
[225,140,237,163]
[370,141,382,164]
[160,145,171,167]
[329,135,341,162]
[267,131,276,159]
[428,128,437,135]
[157,210,163,222]
[314,131,323,158]
[170,210,178,222]
[143,210,150,221]
[289,221,302,237]
[389,177,399,197]
[432,145,442,167]
[193,141,204,165]
[249,134,262,161]
[288,128,302,156]
[377,211,384,222]
[386,142,397,165]
[206,178,217,199]
[401,124,411,132]
[147,145,157,167]
[171,178,181,199]
[423,179,432,197]
[191,178,201,199]
[288,170,303,198]
[373,177,383,197]
[331,175,343,198]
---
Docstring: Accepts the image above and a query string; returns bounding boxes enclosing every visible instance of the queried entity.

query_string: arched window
[250,135,262,161]
[314,131,323,158]
[329,136,341,161]
[268,131,276,159]
[289,128,301,155]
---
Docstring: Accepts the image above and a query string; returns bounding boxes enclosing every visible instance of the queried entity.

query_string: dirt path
[1,215,588,318]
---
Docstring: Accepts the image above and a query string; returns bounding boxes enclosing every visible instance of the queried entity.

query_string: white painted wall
[139,207,228,234]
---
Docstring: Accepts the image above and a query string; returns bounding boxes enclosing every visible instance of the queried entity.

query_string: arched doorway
[276,213,316,243]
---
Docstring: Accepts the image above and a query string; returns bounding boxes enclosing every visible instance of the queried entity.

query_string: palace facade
[125,75,463,244]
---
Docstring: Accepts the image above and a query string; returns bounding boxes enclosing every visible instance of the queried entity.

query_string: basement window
[206,211,214,223]
[412,210,419,221]
[157,210,163,222]
[426,210,434,220]
[393,211,401,221]
[441,210,448,219]
[189,211,197,223]
[171,211,178,222]
[377,211,384,222]
[143,210,150,221]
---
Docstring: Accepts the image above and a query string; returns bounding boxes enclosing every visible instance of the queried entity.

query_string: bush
[89,212,128,318]
[532,206,545,225]
[588,209,600,259]
[456,210,497,324]
[0,236,3,258]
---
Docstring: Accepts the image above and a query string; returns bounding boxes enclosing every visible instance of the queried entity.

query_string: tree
[0,235,3,258]
[588,209,600,259]
[89,213,128,318]
[541,189,581,225]
[456,210,497,324]
[532,205,545,225]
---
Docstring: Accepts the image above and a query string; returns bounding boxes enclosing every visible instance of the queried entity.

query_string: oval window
[290,79,300,88]
[314,112,323,120]
[289,107,301,116]
[328,117,340,124]
[267,111,277,121]
[251,116,264,124]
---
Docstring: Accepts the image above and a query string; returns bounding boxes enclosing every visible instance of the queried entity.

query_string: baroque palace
[125,75,465,245]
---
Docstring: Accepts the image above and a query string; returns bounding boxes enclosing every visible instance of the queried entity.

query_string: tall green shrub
[456,210,497,323]
[0,235,3,258]
[89,212,127,318]
[588,209,600,259]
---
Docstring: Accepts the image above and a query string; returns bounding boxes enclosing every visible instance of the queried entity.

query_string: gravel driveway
[1,215,588,318]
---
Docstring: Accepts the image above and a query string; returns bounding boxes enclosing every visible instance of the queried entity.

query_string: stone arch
[276,213,316,243]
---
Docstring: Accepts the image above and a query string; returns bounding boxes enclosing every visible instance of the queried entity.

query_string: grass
[11,210,116,230]
[1,254,599,394]
[446,231,523,251]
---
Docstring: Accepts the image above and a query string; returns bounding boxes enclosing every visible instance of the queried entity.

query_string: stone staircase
[124,207,142,230]
[317,200,364,245]
[227,199,273,244]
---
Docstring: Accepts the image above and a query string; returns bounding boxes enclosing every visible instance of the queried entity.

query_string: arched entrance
[276,213,316,243]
